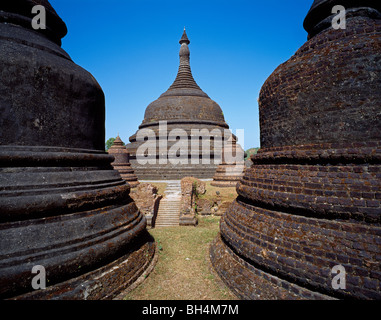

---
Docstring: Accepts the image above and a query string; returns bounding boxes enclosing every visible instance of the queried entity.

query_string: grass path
[123,216,237,300]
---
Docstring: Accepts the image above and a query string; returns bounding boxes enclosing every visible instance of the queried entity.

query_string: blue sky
[49,0,313,150]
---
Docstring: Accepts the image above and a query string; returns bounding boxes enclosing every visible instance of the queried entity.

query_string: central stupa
[126,29,235,180]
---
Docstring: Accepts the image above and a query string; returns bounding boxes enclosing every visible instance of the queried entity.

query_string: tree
[105,137,115,151]
[245,147,260,160]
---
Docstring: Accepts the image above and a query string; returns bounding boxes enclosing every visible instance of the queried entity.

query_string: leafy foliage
[105,137,115,151]
[245,147,260,160]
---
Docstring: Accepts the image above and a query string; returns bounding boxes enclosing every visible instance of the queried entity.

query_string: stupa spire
[179,27,190,45]
[113,134,124,146]
[166,28,203,93]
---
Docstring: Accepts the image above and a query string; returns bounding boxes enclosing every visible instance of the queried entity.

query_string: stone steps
[164,180,181,199]
[155,181,182,227]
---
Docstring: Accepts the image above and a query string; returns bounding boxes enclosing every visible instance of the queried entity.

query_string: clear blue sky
[50,0,313,150]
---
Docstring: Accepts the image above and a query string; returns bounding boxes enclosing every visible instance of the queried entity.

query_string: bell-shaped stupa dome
[126,29,233,180]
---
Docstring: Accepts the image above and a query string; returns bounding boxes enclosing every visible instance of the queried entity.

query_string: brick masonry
[210,1,381,300]
[108,135,140,188]
[0,0,155,299]
[211,136,246,188]
[125,30,232,180]
[259,16,381,148]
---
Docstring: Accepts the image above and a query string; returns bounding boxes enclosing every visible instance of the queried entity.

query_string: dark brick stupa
[126,29,232,180]
[0,0,155,299]
[108,135,139,188]
[211,0,381,299]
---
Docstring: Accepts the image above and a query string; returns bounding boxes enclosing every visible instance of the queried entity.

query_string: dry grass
[199,181,238,203]
[123,216,237,300]
[149,182,168,197]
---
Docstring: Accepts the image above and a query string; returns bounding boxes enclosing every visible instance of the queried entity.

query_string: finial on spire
[179,28,190,45]
[163,28,206,95]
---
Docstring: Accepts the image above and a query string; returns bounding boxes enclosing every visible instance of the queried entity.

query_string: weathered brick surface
[0,0,155,299]
[252,141,381,165]
[220,199,381,299]
[259,19,381,149]
[240,156,381,223]
[210,1,381,300]
[210,234,334,300]
[130,183,161,227]
[180,177,206,215]
[212,136,245,187]
[108,135,139,188]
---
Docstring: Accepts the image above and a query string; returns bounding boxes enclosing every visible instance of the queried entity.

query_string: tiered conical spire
[179,27,190,45]
[111,134,124,147]
[211,134,245,187]
[166,28,203,92]
[108,135,139,188]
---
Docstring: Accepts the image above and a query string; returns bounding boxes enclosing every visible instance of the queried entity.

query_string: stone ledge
[209,234,335,300]
[10,232,157,300]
